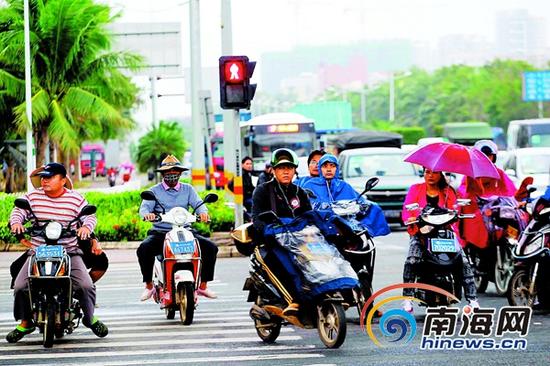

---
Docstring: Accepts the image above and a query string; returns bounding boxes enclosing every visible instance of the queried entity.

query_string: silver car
[337,147,424,223]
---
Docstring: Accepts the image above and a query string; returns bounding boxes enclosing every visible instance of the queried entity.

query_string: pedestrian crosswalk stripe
[39,353,325,366]
[0,335,304,352]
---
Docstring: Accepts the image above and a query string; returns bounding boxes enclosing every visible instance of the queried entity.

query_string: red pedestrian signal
[223,60,246,84]
[219,55,256,110]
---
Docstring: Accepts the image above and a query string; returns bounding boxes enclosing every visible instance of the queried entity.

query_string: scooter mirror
[405,203,420,211]
[79,205,97,217]
[304,189,317,199]
[14,198,31,211]
[258,210,278,222]
[140,190,157,201]
[203,193,219,204]
[360,177,379,197]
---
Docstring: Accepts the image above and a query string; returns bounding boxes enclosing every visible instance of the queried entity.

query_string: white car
[503,147,550,194]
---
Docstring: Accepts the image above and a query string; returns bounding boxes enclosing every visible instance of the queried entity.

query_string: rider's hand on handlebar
[198,212,210,223]
[77,226,91,240]
[10,223,25,235]
[143,213,157,222]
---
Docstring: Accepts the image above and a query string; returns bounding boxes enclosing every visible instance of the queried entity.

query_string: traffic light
[219,55,257,110]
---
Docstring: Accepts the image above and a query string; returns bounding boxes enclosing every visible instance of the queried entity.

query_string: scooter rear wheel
[494,246,513,295]
[317,302,346,349]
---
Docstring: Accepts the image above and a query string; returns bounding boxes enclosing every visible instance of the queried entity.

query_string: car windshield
[519,153,550,175]
[346,153,417,178]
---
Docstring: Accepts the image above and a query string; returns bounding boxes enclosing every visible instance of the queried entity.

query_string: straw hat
[155,155,189,172]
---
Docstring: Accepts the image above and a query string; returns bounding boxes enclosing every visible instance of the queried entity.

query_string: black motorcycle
[13,198,96,348]
[232,212,358,348]
[466,196,529,295]
[507,193,550,310]
[405,200,473,306]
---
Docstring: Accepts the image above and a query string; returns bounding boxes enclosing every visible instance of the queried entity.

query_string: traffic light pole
[232,109,244,227]
[190,0,206,191]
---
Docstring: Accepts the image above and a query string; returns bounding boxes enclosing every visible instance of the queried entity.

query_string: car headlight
[45,222,63,240]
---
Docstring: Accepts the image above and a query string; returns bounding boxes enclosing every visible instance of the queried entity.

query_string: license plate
[306,242,333,255]
[506,225,519,239]
[170,241,195,254]
[35,245,64,259]
[430,239,457,253]
[384,210,402,218]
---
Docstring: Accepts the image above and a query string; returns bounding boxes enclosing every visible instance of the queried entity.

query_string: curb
[0,232,245,259]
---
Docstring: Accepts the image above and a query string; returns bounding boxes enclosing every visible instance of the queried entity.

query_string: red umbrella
[404,142,499,179]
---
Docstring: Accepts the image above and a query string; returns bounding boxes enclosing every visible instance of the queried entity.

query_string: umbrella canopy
[404,142,499,179]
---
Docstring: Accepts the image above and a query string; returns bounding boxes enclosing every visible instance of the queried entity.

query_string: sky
[101,0,550,126]
[106,0,550,68]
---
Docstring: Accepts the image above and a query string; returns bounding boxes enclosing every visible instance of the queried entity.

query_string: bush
[0,189,234,244]
[390,126,426,144]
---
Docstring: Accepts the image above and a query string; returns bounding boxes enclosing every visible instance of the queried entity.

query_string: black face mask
[163,173,181,185]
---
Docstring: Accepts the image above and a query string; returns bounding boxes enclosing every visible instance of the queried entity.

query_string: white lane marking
[0,335,304,352]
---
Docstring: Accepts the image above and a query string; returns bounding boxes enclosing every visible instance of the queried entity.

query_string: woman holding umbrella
[401,166,479,314]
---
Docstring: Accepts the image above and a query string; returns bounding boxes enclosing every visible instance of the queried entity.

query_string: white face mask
[163,172,181,185]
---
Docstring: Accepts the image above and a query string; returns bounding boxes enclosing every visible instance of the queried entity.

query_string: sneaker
[140,287,155,301]
[402,300,414,314]
[196,288,217,299]
[282,303,300,317]
[6,324,36,343]
[86,318,108,338]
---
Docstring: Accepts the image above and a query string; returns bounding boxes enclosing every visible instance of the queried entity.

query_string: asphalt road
[0,230,548,365]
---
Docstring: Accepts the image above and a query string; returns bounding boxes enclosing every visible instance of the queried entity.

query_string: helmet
[270,148,299,168]
[474,140,498,155]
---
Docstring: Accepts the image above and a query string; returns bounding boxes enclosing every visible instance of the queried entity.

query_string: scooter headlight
[422,213,455,226]
[45,222,63,240]
[521,235,543,256]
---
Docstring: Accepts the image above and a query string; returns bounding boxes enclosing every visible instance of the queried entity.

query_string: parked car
[503,147,550,194]
[337,147,424,223]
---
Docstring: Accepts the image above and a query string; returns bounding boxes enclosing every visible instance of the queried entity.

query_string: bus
[240,113,318,170]
[80,143,106,177]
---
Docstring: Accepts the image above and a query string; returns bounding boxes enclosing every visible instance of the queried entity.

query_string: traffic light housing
[219,55,257,110]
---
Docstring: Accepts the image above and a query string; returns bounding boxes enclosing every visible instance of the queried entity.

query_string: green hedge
[0,189,234,244]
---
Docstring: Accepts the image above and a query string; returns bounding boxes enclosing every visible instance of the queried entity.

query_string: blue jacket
[302,154,390,237]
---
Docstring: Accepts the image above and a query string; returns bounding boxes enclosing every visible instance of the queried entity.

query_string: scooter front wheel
[494,246,513,295]
[507,269,536,307]
[178,282,195,325]
[254,296,281,343]
[43,303,55,348]
[317,302,346,349]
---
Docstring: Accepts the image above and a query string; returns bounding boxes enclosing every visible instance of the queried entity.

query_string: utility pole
[221,0,243,225]
[24,0,36,190]
[190,0,206,191]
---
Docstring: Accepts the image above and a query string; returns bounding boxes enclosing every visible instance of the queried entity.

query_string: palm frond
[48,99,79,154]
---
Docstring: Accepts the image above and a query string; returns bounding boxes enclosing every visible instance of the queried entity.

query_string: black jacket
[252,179,312,235]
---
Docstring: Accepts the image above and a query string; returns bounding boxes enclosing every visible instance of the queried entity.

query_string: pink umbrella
[404,142,499,179]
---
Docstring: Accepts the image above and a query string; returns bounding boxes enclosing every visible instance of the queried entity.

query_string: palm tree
[0,0,142,166]
[135,121,187,174]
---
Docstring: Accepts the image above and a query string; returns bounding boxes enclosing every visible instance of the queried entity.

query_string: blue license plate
[35,245,64,259]
[430,239,457,253]
[170,241,195,254]
[307,242,333,255]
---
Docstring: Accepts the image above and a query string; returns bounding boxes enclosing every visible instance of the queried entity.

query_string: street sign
[522,71,550,102]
